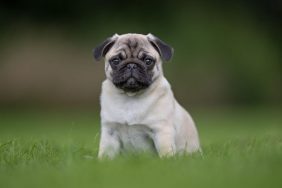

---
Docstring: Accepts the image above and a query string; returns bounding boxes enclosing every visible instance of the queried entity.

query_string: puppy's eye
[144,57,155,66]
[110,57,121,66]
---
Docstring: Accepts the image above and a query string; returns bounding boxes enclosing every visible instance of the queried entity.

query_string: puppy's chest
[102,95,152,125]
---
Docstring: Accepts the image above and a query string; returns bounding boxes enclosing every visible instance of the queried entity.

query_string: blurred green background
[0,0,281,110]
[0,1,282,188]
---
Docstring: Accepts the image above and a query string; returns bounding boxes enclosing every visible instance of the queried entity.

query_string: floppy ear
[93,34,118,61]
[147,33,174,61]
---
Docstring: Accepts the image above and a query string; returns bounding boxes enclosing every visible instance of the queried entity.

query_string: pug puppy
[93,33,201,159]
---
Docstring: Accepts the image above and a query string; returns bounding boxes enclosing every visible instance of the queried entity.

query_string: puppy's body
[94,33,201,158]
[100,77,200,157]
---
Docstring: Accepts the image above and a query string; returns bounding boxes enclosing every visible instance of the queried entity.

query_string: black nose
[127,63,137,70]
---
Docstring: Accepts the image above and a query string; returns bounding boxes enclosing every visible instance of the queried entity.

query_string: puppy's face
[106,34,161,93]
[94,34,173,93]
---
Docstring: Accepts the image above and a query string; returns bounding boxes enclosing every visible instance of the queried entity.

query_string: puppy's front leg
[98,125,120,159]
[152,124,176,157]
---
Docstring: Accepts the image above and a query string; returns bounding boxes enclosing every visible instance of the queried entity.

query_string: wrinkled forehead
[107,36,158,58]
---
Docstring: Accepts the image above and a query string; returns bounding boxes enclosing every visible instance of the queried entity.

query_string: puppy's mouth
[112,69,152,93]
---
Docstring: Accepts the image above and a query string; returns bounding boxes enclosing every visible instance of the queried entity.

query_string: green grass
[0,109,282,188]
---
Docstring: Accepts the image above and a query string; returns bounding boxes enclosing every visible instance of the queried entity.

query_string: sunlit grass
[0,109,281,188]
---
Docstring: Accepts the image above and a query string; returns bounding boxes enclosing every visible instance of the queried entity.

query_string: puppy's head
[93,33,173,93]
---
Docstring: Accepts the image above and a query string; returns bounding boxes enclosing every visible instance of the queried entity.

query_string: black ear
[147,34,174,61]
[93,35,118,61]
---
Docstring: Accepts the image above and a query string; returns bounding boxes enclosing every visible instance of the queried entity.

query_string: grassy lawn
[0,108,281,188]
